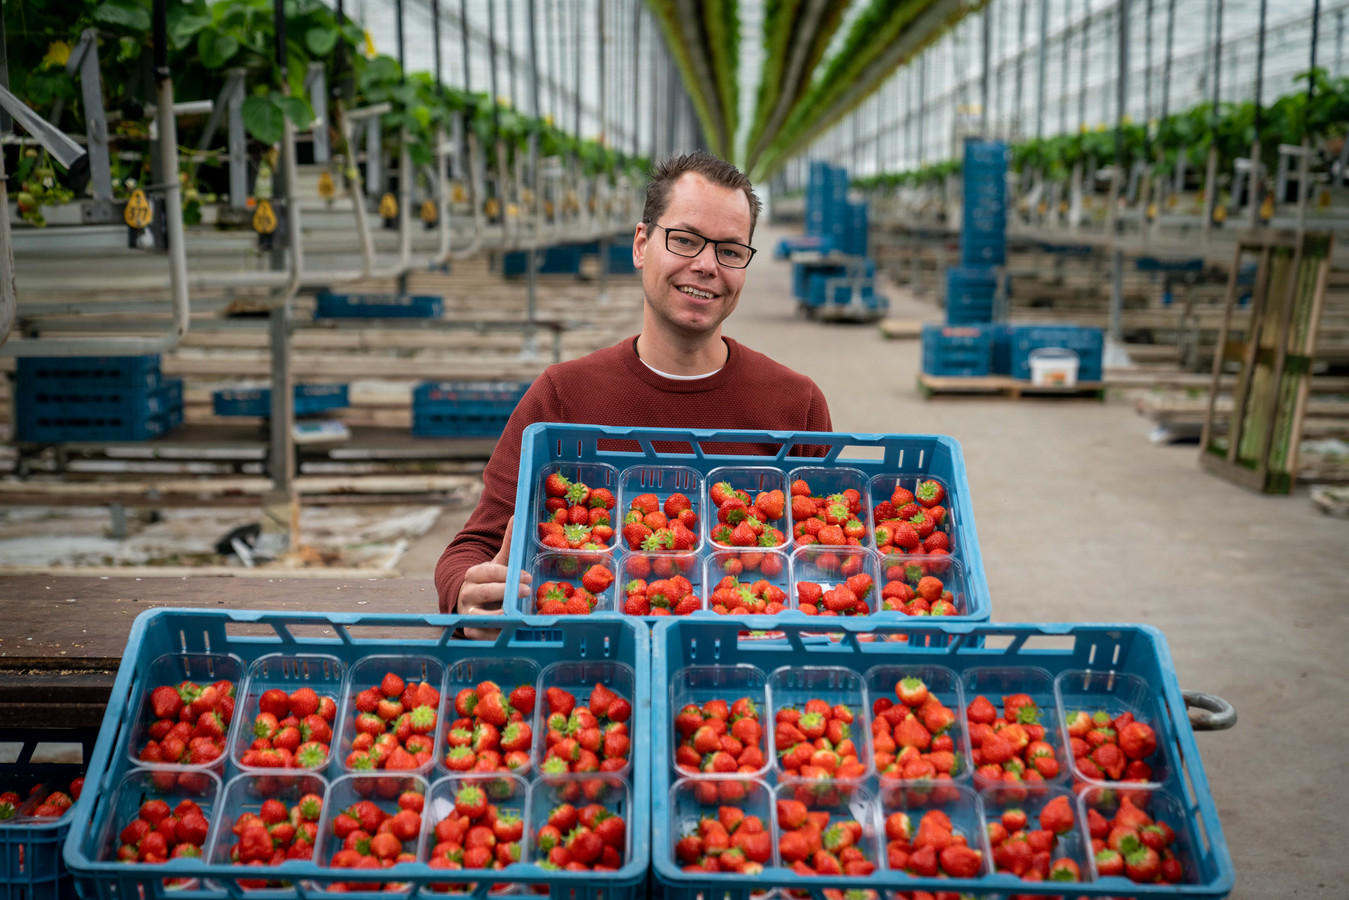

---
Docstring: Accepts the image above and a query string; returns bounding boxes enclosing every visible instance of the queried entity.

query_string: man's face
[634,172,753,344]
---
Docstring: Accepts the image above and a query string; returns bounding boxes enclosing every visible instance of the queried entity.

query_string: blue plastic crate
[922,324,993,377]
[987,322,1015,375]
[63,610,650,900]
[502,245,583,277]
[773,235,834,259]
[792,262,845,301]
[412,380,529,438]
[15,372,181,443]
[15,409,170,443]
[962,235,1007,267]
[314,290,443,319]
[0,728,98,900]
[964,139,1010,168]
[650,618,1234,900]
[211,384,349,418]
[15,356,161,395]
[604,242,637,275]
[505,424,990,625]
[1010,325,1105,382]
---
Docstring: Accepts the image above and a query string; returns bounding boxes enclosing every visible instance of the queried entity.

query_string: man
[436,150,832,618]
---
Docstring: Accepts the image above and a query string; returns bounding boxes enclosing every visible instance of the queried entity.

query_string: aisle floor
[405,223,1349,899]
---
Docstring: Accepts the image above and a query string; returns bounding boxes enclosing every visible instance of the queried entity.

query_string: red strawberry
[508,685,536,714]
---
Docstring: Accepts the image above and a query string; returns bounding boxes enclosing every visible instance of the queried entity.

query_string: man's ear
[633,222,648,270]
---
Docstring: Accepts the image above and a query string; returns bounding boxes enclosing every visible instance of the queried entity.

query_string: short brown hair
[642,151,762,240]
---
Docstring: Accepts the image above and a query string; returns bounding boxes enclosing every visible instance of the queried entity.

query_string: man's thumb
[491,516,516,565]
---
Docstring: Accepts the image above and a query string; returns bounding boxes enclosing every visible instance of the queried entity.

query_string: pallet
[877,318,924,339]
[916,372,1106,400]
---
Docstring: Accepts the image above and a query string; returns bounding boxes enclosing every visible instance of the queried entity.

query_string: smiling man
[436,151,832,621]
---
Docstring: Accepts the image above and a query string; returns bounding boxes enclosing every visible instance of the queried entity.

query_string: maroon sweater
[434,336,833,611]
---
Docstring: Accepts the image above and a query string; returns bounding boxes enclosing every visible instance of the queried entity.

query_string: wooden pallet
[917,373,1106,400]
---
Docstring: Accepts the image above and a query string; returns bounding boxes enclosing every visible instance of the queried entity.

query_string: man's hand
[456,516,531,641]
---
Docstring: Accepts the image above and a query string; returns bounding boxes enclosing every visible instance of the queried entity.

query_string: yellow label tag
[506,202,520,218]
[1167,194,1178,209]
[451,183,467,203]
[544,200,556,218]
[317,171,336,200]
[521,188,535,205]
[1318,188,1332,209]
[484,197,500,218]
[123,189,153,229]
[1037,201,1048,215]
[1260,195,1275,220]
[252,199,278,234]
[1213,204,1227,223]
[379,192,398,219]
[420,199,438,224]
[1147,202,1158,220]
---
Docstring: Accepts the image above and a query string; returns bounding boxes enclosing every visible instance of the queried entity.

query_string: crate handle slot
[1182,690,1237,731]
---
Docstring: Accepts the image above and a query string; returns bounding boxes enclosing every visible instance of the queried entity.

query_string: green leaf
[276,94,314,130]
[118,36,140,62]
[305,26,339,56]
[93,0,152,31]
[242,95,285,144]
[198,30,239,69]
[168,11,212,49]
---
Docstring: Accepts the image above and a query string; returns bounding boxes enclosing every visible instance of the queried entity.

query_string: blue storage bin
[0,728,98,900]
[987,322,1015,375]
[946,266,998,325]
[1010,325,1105,382]
[16,356,161,395]
[211,384,349,418]
[793,263,844,301]
[922,324,994,377]
[505,424,990,626]
[962,237,1007,267]
[412,380,530,438]
[63,610,651,900]
[501,245,583,277]
[649,618,1234,900]
[604,242,637,275]
[313,290,443,319]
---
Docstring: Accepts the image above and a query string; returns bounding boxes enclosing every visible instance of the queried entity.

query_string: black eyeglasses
[646,222,756,269]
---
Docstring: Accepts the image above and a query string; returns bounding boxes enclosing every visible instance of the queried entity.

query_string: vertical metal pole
[1110,0,1129,344]
[267,0,295,534]
[395,0,405,83]
[632,3,641,157]
[1337,10,1344,76]
[597,0,609,304]
[1212,0,1222,107]
[1037,0,1048,140]
[74,35,114,210]
[269,0,288,270]
[1250,0,1267,227]
[0,7,10,134]
[460,0,471,92]
[1301,0,1321,230]
[650,13,660,158]
[1060,0,1071,134]
[432,0,443,89]
[1162,0,1174,120]
[506,0,517,105]
[1078,0,1090,130]
[1016,0,1028,135]
[574,0,583,139]
[918,54,926,165]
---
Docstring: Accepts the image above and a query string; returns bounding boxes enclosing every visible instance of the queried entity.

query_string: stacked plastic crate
[411,380,531,437]
[925,140,1010,375]
[313,289,443,319]
[211,384,350,417]
[795,162,881,314]
[14,356,184,443]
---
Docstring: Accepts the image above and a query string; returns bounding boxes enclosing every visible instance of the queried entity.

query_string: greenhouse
[0,3,1343,900]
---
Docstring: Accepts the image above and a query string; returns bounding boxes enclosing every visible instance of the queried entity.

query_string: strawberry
[544,472,572,498]
[546,687,575,717]
[475,692,511,728]
[508,684,536,714]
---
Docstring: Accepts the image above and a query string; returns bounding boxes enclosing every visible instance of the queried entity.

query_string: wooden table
[0,575,438,727]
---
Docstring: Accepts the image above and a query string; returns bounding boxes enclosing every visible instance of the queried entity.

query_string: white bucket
[1028,347,1080,387]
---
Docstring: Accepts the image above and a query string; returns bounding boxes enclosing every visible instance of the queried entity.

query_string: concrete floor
[401,223,1349,899]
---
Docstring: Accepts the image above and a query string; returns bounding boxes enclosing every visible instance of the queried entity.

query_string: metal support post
[305,63,330,162]
[68,30,113,216]
[1037,0,1048,140]
[366,117,383,201]
[1109,0,1129,344]
[226,70,248,207]
[264,301,297,555]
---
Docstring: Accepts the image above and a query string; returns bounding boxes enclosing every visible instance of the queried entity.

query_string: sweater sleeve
[433,376,562,612]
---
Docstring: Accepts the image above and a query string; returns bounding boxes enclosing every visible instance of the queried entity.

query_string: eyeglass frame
[643,220,758,269]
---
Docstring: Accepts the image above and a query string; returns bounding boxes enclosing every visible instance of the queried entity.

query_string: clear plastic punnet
[523,550,619,615]
[669,664,771,781]
[863,663,970,784]
[335,655,445,778]
[616,463,704,554]
[124,652,245,776]
[704,466,790,550]
[231,653,344,776]
[1055,669,1170,788]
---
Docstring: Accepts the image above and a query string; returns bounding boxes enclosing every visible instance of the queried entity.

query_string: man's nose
[690,243,718,275]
